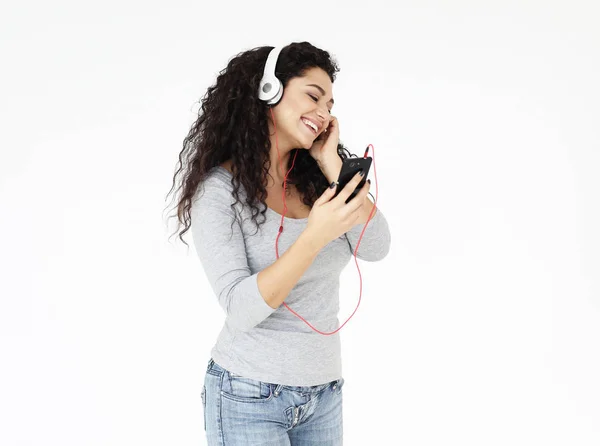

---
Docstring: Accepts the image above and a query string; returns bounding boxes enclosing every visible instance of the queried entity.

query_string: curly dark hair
[165,41,357,247]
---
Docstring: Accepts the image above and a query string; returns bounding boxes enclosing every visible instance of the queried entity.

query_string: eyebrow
[307,83,334,106]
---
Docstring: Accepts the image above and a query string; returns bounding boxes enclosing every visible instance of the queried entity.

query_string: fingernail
[367,179,371,184]
[359,170,365,177]
[330,181,336,189]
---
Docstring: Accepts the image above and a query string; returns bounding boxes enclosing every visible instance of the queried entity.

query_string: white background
[1,1,599,445]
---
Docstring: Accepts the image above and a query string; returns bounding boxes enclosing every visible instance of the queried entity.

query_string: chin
[302,133,318,149]
[296,122,318,147]
[291,134,310,150]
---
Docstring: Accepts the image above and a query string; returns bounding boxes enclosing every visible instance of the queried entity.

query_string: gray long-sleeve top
[191,166,391,386]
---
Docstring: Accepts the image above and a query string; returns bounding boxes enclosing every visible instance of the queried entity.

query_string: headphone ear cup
[258,76,282,105]
[258,46,284,105]
[268,78,283,105]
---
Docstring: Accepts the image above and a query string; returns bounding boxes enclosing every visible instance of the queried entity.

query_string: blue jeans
[201,358,344,445]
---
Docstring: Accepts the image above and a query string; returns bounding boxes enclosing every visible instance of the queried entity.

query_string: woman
[167,42,391,445]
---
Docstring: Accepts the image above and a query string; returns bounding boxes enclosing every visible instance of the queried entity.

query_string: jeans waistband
[207,358,339,392]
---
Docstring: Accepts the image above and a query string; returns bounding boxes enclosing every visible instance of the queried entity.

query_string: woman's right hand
[305,170,371,249]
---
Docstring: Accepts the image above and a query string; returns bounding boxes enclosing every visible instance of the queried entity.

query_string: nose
[316,110,329,129]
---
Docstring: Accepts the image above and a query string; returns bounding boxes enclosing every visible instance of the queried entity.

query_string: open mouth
[301,119,318,135]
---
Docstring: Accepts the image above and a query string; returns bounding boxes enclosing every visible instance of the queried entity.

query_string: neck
[268,150,290,184]
[267,116,303,188]
[268,130,297,187]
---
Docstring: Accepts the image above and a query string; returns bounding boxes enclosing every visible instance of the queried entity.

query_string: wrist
[317,156,343,184]
[300,227,326,253]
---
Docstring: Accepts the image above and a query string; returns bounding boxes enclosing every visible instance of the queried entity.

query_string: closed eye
[308,94,332,114]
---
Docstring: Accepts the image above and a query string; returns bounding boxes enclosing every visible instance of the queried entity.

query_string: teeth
[302,118,317,131]
[302,118,318,133]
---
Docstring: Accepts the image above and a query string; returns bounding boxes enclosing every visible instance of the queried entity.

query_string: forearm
[317,157,343,184]
[257,229,324,309]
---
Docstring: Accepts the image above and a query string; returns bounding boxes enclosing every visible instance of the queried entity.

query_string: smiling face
[268,66,335,151]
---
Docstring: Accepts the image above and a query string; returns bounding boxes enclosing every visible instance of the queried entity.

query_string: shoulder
[199,164,233,192]
[193,163,247,211]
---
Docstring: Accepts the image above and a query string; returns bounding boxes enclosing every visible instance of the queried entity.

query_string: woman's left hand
[308,115,339,166]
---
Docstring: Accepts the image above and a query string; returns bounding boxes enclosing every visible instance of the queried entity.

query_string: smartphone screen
[333,157,372,204]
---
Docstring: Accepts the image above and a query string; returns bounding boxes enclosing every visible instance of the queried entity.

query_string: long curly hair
[165,41,356,247]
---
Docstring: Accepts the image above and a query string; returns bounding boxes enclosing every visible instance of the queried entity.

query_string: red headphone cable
[269,107,378,335]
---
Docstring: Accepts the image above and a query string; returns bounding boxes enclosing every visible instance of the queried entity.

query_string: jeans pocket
[220,371,273,403]
[201,385,206,431]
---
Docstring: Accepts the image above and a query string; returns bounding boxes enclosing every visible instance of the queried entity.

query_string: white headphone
[257,46,283,105]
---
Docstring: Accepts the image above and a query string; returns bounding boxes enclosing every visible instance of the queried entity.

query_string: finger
[334,170,365,203]
[329,116,338,130]
[315,181,338,204]
[347,178,371,210]
[323,116,336,134]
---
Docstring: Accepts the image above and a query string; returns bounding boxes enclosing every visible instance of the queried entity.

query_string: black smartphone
[333,156,372,204]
